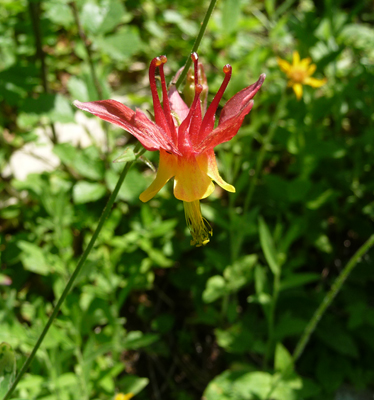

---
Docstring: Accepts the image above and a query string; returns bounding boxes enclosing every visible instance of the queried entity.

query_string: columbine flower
[277,51,326,100]
[74,53,265,246]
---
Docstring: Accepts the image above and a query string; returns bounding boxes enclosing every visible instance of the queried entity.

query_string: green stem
[69,1,110,155]
[28,0,58,144]
[243,93,286,215]
[175,0,218,90]
[293,234,374,362]
[264,271,280,368]
[2,144,144,400]
[231,92,286,262]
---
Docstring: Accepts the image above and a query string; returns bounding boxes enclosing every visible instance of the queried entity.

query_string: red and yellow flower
[74,54,265,246]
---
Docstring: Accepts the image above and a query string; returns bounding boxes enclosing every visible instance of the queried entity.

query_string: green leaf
[95,27,142,61]
[18,241,50,276]
[223,254,257,291]
[122,331,159,350]
[0,342,16,398]
[73,181,107,204]
[20,93,74,123]
[279,273,320,291]
[53,144,105,180]
[44,1,74,28]
[258,216,280,276]
[274,343,294,375]
[112,147,136,163]
[68,76,90,103]
[97,0,127,34]
[105,169,148,204]
[202,275,228,303]
[118,375,149,396]
[222,0,241,33]
[81,2,104,34]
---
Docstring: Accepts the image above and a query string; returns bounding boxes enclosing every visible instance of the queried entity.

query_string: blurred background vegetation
[1,0,374,399]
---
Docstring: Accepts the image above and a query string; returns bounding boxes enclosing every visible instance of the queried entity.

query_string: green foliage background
[1,0,374,399]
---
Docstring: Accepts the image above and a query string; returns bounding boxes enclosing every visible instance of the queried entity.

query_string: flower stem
[243,93,286,215]
[263,271,280,368]
[175,0,218,90]
[292,234,374,362]
[2,144,144,400]
[69,1,110,155]
[28,0,57,144]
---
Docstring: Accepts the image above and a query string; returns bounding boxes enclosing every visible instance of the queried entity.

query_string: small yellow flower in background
[277,51,326,100]
[114,393,134,400]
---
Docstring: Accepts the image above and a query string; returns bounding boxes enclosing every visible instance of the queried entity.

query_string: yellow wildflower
[277,51,326,100]
[114,393,134,400]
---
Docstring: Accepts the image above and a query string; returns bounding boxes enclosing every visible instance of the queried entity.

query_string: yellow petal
[174,155,215,202]
[307,63,316,75]
[292,51,300,66]
[300,57,312,69]
[277,57,291,73]
[115,394,134,400]
[292,83,303,100]
[196,151,235,193]
[139,150,177,202]
[304,76,327,88]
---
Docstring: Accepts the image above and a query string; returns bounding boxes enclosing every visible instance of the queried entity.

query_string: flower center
[289,67,308,83]
[183,200,212,247]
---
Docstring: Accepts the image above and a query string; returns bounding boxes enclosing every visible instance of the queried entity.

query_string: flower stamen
[183,200,212,247]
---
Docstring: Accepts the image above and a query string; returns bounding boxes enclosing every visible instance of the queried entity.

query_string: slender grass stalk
[2,144,144,400]
[230,92,287,262]
[263,234,374,400]
[69,1,110,155]
[263,271,281,368]
[28,0,58,144]
[69,1,103,100]
[243,92,286,216]
[293,234,374,361]
[175,0,218,90]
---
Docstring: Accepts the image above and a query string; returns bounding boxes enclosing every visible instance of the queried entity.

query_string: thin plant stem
[2,144,144,400]
[69,1,103,100]
[263,234,374,400]
[69,1,110,154]
[230,92,286,262]
[263,271,280,368]
[292,234,374,362]
[175,0,218,90]
[243,93,286,215]
[28,0,58,144]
